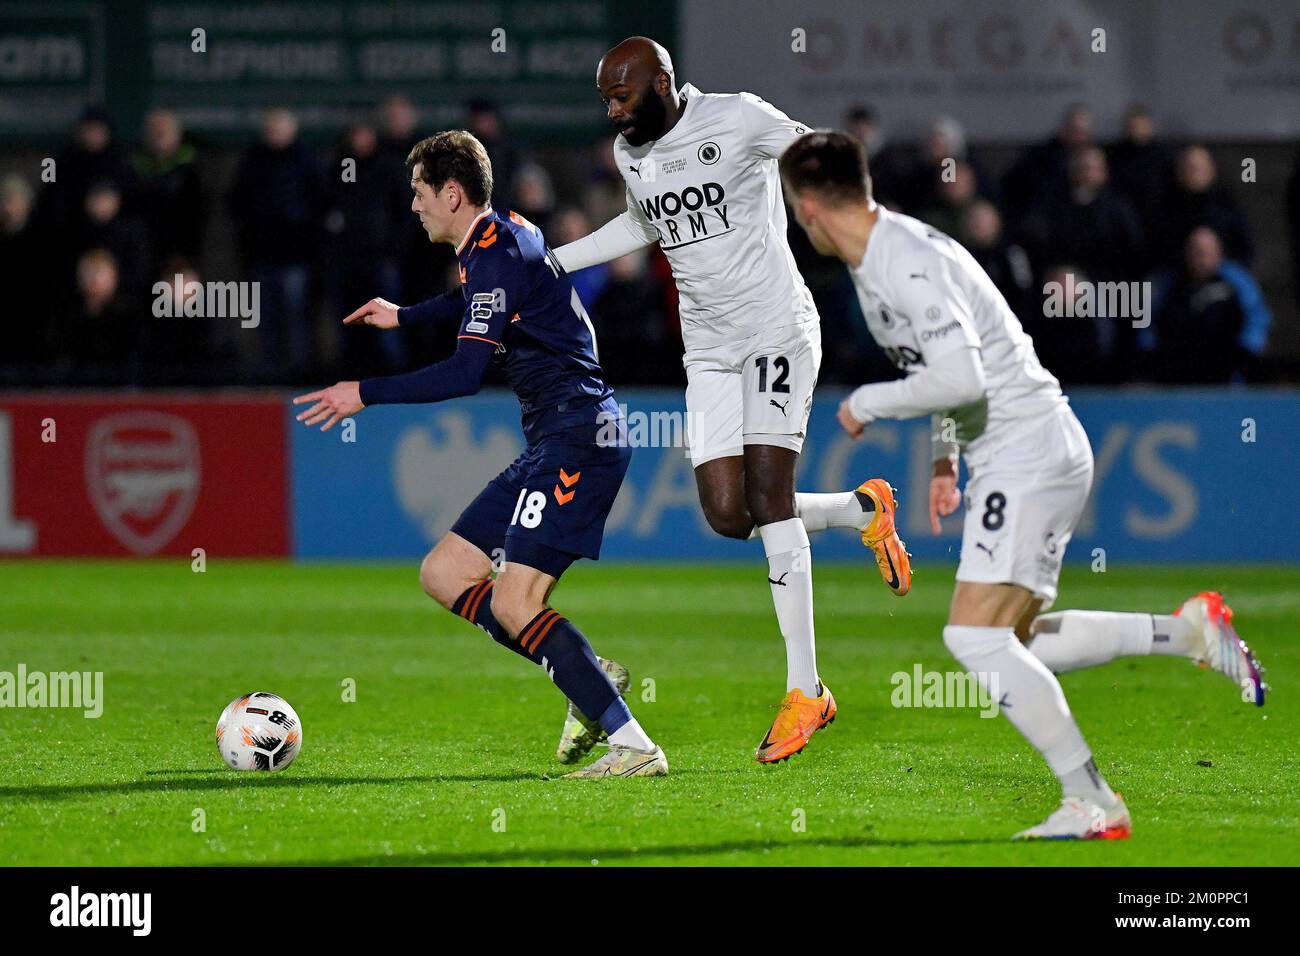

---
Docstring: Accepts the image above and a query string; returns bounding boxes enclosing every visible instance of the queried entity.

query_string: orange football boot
[755,685,837,763]
[856,478,912,596]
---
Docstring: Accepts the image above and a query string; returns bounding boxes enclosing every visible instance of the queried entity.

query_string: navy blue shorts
[451,422,631,579]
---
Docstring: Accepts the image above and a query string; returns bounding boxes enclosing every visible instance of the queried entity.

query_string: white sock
[747,490,872,538]
[794,491,872,533]
[759,517,819,694]
[609,718,654,751]
[944,625,1113,803]
[1059,758,1118,805]
[1029,611,1194,672]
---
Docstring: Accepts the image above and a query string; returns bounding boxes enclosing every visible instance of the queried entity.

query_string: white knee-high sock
[794,491,872,533]
[1028,611,1193,672]
[747,491,873,538]
[944,624,1115,804]
[759,517,819,694]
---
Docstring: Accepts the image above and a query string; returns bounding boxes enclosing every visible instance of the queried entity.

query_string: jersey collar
[857,203,886,272]
[456,206,495,257]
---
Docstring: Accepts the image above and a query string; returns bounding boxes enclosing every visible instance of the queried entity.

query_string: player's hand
[293,381,364,432]
[342,297,400,330]
[837,397,867,439]
[929,467,962,535]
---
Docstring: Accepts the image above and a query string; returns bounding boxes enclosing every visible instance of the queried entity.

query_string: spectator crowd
[2,97,1295,390]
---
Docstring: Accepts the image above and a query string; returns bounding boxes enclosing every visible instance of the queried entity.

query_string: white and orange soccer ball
[215,693,303,771]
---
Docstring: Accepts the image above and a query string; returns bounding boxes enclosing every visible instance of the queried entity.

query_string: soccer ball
[215,692,303,771]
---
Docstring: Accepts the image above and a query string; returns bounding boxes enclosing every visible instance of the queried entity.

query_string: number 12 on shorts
[511,488,547,529]
[754,355,790,393]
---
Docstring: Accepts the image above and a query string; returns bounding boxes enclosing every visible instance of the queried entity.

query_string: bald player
[551,37,913,764]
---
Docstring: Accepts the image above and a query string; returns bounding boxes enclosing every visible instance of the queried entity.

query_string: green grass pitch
[1,559,1295,866]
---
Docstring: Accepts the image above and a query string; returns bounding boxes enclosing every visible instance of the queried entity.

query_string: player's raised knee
[743,455,796,527]
[695,481,752,538]
[701,500,753,540]
[419,549,463,608]
[745,487,794,528]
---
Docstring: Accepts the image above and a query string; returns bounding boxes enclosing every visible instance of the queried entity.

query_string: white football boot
[1013,795,1132,841]
[562,743,668,779]
[1174,591,1266,706]
[555,657,630,764]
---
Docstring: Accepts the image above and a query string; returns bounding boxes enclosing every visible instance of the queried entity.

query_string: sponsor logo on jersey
[467,289,506,333]
[637,182,732,248]
[921,319,962,341]
[697,141,721,165]
[877,305,912,329]
[884,345,924,369]
[628,158,655,182]
[638,182,726,220]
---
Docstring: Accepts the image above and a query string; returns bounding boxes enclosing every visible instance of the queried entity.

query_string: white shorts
[956,404,1094,606]
[683,322,821,467]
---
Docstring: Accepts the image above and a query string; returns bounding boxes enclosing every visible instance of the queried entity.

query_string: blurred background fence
[2,0,1298,560]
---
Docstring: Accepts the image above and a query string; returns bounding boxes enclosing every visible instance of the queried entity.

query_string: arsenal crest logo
[85,412,201,554]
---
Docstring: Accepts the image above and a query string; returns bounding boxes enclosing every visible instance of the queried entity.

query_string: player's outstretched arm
[837,347,986,435]
[347,241,520,408]
[293,382,364,432]
[356,334,497,408]
[552,203,657,273]
[841,250,985,436]
[342,297,401,329]
[343,291,466,332]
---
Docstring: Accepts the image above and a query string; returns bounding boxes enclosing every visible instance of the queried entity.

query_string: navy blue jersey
[359,209,613,442]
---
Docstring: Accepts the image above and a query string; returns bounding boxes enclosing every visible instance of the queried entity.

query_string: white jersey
[613,83,818,352]
[849,207,1065,460]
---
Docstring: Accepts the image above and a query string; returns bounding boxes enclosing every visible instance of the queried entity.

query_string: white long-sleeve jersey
[554,83,818,353]
[845,207,1066,463]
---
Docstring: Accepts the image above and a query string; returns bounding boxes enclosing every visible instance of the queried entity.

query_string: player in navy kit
[294,130,666,777]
